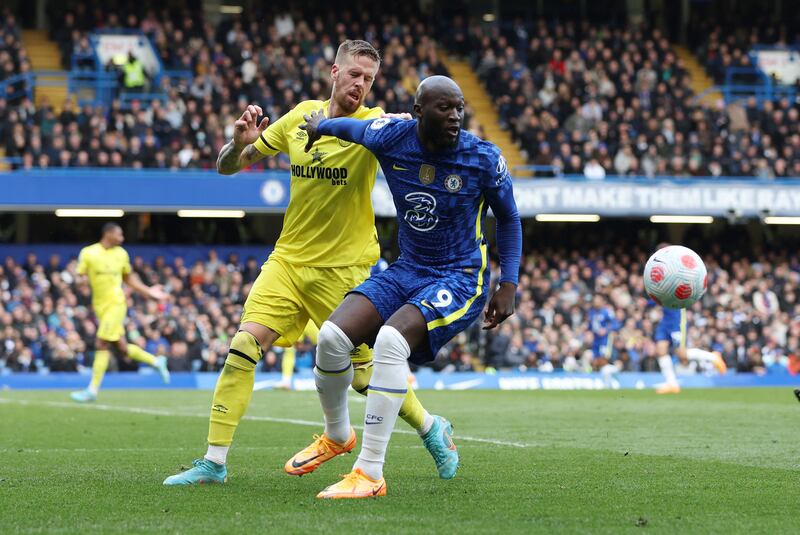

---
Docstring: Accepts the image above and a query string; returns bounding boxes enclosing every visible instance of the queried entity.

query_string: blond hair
[334,39,380,65]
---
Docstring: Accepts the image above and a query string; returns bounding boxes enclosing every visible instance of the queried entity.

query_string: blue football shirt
[360,118,517,279]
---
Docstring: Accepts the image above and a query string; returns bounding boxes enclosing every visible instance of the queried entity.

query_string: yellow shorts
[241,256,371,362]
[95,302,127,342]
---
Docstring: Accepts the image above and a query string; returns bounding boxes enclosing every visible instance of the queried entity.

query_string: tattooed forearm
[239,144,262,167]
[216,141,245,175]
[217,142,263,175]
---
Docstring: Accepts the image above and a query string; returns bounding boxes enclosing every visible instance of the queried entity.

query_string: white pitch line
[0,397,530,449]
[1,446,285,454]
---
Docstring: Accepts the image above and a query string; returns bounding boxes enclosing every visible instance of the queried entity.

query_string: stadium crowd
[0,9,29,94]
[1,3,457,171]
[688,9,800,85]
[1,7,798,177]
[2,247,798,376]
[452,18,800,178]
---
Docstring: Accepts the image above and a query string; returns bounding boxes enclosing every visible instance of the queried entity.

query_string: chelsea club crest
[444,174,463,192]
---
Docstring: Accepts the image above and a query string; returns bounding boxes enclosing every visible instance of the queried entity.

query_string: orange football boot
[712,352,728,374]
[316,468,386,499]
[284,429,356,476]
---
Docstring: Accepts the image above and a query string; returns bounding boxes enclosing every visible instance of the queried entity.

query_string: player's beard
[421,117,458,150]
[334,86,363,115]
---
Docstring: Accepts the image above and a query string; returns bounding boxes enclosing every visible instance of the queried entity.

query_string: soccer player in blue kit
[295,76,522,498]
[653,304,686,394]
[588,294,617,361]
[650,243,686,394]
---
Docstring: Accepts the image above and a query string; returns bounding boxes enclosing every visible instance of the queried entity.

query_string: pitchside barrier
[1,370,797,391]
[4,169,800,217]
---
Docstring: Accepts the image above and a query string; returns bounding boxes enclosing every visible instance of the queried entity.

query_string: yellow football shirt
[76,243,131,308]
[253,99,382,267]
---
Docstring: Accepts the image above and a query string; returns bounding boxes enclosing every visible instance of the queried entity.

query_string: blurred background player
[164,40,449,486]
[650,242,686,394]
[70,223,170,402]
[276,321,319,390]
[588,294,619,365]
[652,300,686,394]
[298,75,521,498]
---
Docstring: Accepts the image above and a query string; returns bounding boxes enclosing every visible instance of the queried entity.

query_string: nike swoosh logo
[372,482,385,496]
[392,163,409,171]
[420,300,434,310]
[291,453,323,468]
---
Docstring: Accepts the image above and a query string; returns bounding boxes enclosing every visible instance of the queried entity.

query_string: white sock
[354,326,410,480]
[687,348,717,363]
[314,321,355,444]
[205,445,229,465]
[600,363,618,388]
[658,355,678,385]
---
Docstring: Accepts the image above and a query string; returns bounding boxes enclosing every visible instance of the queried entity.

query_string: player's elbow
[497,207,521,225]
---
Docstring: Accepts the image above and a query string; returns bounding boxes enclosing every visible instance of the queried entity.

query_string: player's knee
[316,321,353,372]
[351,363,372,395]
[372,326,410,367]
[239,321,279,348]
[226,330,262,371]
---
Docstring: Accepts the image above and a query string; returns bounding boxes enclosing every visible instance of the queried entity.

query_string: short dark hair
[102,222,121,236]
[335,39,380,65]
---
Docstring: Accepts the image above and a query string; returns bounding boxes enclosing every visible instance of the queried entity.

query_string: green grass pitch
[1,388,798,534]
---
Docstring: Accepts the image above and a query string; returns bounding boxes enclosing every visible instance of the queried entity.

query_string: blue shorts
[351,259,488,364]
[592,337,609,359]
[654,323,682,347]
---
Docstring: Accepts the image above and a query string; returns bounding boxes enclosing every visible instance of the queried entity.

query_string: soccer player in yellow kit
[276,321,319,390]
[70,223,170,403]
[164,40,455,485]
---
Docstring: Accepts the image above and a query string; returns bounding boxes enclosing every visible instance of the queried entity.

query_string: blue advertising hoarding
[3,169,800,217]
[1,370,796,391]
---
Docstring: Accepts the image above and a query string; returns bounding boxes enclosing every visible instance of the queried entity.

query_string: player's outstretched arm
[123,272,168,301]
[217,104,270,175]
[380,112,412,120]
[300,109,372,152]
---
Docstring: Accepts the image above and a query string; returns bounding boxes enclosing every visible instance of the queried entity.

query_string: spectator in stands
[584,156,606,179]
[753,280,780,317]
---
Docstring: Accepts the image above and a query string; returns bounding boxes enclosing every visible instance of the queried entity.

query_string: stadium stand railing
[718,66,797,106]
[0,70,72,103]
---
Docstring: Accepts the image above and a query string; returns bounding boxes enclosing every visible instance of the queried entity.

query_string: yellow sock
[398,384,429,432]
[352,362,429,432]
[88,349,110,394]
[127,344,157,366]
[281,346,295,383]
[208,331,261,446]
